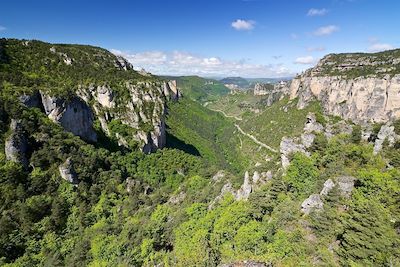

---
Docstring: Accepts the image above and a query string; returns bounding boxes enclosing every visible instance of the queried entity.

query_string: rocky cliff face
[41,93,98,143]
[77,80,179,153]
[2,39,180,153]
[5,119,29,168]
[253,81,289,106]
[290,50,400,123]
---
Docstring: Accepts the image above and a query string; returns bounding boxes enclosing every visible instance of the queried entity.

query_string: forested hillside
[0,39,399,266]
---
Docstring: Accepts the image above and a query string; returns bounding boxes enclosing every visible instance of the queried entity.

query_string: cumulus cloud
[307,8,328,16]
[294,56,315,65]
[366,38,394,52]
[368,43,394,52]
[307,46,326,52]
[0,26,6,31]
[111,49,292,78]
[231,19,255,31]
[313,25,339,36]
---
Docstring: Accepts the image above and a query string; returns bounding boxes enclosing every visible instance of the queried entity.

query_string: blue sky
[1,0,399,77]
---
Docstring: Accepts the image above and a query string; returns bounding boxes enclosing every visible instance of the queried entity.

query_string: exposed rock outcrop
[5,119,29,168]
[336,176,355,198]
[59,158,78,184]
[77,80,179,153]
[373,123,397,154]
[40,93,97,143]
[253,81,289,106]
[320,179,335,196]
[211,170,272,205]
[301,176,356,214]
[301,194,323,215]
[280,137,309,169]
[290,52,400,123]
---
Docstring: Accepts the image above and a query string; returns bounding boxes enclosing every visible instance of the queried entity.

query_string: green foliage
[238,98,324,149]
[167,97,246,173]
[283,153,319,196]
[350,125,362,144]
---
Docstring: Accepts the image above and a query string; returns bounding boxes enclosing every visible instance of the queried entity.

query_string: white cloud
[368,43,394,52]
[307,8,328,16]
[0,26,6,31]
[313,25,339,36]
[294,56,315,65]
[111,49,293,78]
[307,46,326,52]
[290,33,299,39]
[231,19,255,31]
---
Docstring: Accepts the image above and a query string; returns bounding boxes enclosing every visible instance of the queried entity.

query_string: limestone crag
[40,93,97,143]
[253,81,289,106]
[373,123,398,154]
[5,119,29,168]
[77,80,179,153]
[59,158,78,184]
[290,51,400,123]
[301,194,323,215]
[301,176,355,214]
[280,137,309,169]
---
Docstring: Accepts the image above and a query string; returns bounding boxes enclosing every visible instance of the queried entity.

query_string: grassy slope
[166,97,246,174]
[165,76,230,103]
[207,91,274,119]
[239,97,323,150]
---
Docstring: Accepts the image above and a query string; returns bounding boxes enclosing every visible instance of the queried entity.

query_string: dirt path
[234,124,278,153]
[207,106,277,153]
[208,108,243,121]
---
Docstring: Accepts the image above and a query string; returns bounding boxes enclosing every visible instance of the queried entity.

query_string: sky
[1,0,399,78]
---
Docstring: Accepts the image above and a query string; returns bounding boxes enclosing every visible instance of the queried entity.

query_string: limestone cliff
[290,49,400,123]
[2,39,180,153]
[253,81,289,106]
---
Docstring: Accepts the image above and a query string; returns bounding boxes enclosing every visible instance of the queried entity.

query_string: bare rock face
[336,176,355,198]
[320,179,335,196]
[373,123,397,154]
[40,93,97,143]
[280,137,309,169]
[5,119,29,168]
[236,171,253,200]
[77,80,179,153]
[301,194,323,214]
[253,82,289,106]
[304,112,324,133]
[290,54,400,123]
[59,158,78,184]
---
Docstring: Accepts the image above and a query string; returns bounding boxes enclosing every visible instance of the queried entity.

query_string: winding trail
[234,124,278,153]
[207,106,277,153]
[208,108,243,121]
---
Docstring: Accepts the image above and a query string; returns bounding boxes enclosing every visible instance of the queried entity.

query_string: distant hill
[219,76,250,89]
[163,75,230,103]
